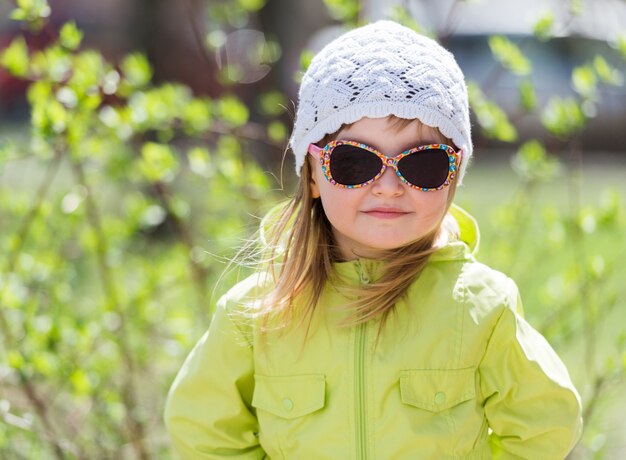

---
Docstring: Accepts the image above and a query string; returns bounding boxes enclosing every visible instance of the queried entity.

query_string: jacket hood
[431,203,480,261]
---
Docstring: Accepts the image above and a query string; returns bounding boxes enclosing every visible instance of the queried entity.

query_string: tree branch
[0,147,69,459]
[71,159,150,460]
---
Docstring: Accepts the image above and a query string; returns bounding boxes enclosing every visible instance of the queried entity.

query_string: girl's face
[308,117,452,260]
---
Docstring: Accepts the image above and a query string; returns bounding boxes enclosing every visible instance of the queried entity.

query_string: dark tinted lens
[397,148,450,188]
[329,144,382,186]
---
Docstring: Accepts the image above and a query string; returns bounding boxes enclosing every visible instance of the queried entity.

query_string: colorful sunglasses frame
[307,140,462,192]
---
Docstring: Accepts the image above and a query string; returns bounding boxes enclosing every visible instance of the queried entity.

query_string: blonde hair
[255,116,458,334]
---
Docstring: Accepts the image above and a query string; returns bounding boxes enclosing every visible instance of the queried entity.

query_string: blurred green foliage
[1,0,625,459]
[468,82,518,142]
[488,35,532,76]
[0,0,280,458]
[532,10,554,41]
[323,0,360,24]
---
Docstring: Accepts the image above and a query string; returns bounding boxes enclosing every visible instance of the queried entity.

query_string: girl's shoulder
[453,259,523,322]
[213,271,274,325]
[442,205,522,316]
[218,272,271,304]
[459,260,518,299]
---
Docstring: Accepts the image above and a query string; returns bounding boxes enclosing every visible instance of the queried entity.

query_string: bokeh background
[1,0,625,458]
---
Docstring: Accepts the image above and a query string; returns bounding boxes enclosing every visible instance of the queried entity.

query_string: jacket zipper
[354,261,369,459]
[355,321,368,459]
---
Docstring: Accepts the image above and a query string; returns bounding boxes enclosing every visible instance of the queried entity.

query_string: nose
[370,165,403,196]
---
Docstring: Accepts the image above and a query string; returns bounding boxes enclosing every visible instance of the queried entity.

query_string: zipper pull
[355,260,371,284]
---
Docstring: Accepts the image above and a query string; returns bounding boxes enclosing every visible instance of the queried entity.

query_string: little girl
[165,21,582,459]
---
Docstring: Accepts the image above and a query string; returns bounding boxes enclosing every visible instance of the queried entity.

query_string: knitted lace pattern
[289,20,472,184]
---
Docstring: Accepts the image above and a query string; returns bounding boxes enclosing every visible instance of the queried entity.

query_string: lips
[362,207,410,219]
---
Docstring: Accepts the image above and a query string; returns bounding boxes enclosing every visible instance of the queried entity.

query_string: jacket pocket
[400,367,476,413]
[252,374,325,419]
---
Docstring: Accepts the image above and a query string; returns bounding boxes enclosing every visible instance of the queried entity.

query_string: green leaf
[258,91,287,116]
[596,188,622,228]
[215,135,243,183]
[139,142,180,183]
[187,147,212,178]
[68,50,106,99]
[70,369,91,396]
[589,255,605,279]
[569,0,583,16]
[121,53,153,89]
[533,11,554,41]
[518,79,537,111]
[30,45,72,82]
[10,8,27,20]
[29,87,68,136]
[593,56,624,86]
[577,208,597,234]
[468,82,518,142]
[168,195,190,220]
[11,0,51,30]
[571,64,597,99]
[182,99,213,133]
[267,121,287,143]
[7,350,25,370]
[541,97,586,137]
[47,100,69,134]
[511,140,560,182]
[616,35,626,60]
[217,96,249,127]
[323,0,359,23]
[237,0,266,11]
[488,35,532,76]
[259,39,282,65]
[299,50,314,72]
[59,21,83,50]
[32,352,56,376]
[128,84,192,131]
[294,50,315,83]
[0,36,29,77]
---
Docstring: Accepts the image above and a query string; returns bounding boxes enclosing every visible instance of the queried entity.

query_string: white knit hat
[289,20,473,184]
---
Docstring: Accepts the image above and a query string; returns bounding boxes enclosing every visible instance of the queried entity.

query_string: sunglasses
[307,140,461,191]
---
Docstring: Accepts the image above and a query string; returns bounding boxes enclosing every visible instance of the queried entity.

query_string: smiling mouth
[363,209,410,219]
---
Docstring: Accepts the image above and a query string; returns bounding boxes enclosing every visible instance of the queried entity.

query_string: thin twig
[582,374,608,426]
[205,119,285,148]
[71,160,151,460]
[19,375,69,459]
[0,147,68,459]
[4,150,63,275]
[438,0,463,42]
[566,136,595,376]
[182,0,215,96]
[152,181,210,310]
[1,146,60,343]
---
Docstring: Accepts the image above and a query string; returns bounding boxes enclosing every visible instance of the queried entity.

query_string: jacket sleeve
[478,293,583,460]
[164,295,264,459]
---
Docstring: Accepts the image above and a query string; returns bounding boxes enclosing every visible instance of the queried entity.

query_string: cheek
[413,189,450,217]
[317,184,359,222]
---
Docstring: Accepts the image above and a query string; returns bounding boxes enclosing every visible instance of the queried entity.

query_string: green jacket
[164,206,582,459]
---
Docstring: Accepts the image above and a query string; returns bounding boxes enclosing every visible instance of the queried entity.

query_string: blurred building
[0,0,216,116]
[299,0,626,152]
[1,0,625,153]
